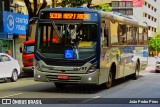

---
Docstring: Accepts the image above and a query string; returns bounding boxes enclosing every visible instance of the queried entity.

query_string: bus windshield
[36,22,97,60]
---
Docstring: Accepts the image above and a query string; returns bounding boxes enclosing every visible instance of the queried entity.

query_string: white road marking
[0,93,23,98]
[81,96,101,103]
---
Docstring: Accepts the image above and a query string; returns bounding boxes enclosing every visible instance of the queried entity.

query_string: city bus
[34,7,148,88]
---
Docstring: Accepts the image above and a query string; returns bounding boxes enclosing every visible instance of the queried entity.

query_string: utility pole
[52,0,56,8]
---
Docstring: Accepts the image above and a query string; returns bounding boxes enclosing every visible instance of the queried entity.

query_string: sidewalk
[148,57,156,66]
[141,57,156,73]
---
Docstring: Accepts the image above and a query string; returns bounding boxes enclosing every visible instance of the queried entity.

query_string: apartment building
[92,0,160,37]
[132,0,159,37]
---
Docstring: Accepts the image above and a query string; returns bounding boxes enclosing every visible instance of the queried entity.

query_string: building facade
[0,0,28,67]
[91,0,160,37]
[131,0,159,37]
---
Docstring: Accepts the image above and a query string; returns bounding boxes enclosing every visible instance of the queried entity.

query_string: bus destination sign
[40,11,93,20]
[50,13,90,20]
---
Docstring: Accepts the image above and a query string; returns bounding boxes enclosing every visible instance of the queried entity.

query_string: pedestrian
[6,50,12,56]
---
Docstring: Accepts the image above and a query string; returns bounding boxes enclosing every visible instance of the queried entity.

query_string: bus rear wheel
[131,62,140,80]
[54,83,65,88]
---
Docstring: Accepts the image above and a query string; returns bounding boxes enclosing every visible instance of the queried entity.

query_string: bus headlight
[35,61,43,71]
[87,63,97,73]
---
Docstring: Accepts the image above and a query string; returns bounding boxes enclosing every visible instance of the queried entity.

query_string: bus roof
[100,11,147,28]
[23,40,35,45]
[40,7,98,13]
[39,7,147,28]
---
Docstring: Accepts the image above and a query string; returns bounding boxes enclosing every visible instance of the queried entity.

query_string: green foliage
[93,4,111,12]
[61,0,91,7]
[148,34,160,51]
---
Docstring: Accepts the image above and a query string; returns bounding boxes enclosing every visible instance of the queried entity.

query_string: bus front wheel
[105,71,114,89]
[54,83,65,88]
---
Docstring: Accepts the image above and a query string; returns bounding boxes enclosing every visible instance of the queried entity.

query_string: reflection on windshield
[37,22,97,60]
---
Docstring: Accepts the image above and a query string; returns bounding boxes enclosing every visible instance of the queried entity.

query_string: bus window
[104,28,109,47]
[143,28,148,45]
[118,24,127,45]
[110,21,119,45]
[127,27,138,45]
[132,27,138,45]
[138,27,144,45]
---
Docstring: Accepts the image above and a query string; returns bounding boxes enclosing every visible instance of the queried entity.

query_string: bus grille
[46,75,82,83]
[44,61,85,66]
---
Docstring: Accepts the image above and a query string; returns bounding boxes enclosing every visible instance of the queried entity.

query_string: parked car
[0,53,20,82]
[155,53,160,73]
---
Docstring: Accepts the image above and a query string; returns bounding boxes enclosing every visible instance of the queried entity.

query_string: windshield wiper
[51,20,62,38]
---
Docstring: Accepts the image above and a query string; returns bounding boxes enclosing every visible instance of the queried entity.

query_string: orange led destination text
[50,13,62,19]
[50,13,90,20]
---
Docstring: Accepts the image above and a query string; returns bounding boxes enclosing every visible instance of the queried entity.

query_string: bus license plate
[57,75,69,80]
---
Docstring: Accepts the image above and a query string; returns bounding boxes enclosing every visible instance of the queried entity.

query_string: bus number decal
[73,67,87,71]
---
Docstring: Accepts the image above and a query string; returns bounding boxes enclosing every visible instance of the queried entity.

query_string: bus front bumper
[34,69,100,85]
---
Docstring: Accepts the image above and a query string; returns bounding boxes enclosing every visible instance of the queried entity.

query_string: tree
[61,0,92,7]
[148,34,160,51]
[94,4,111,12]
[24,0,47,20]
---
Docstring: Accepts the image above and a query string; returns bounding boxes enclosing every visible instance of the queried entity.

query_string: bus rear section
[34,8,101,88]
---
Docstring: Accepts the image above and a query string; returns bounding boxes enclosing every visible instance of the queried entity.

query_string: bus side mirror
[19,46,23,53]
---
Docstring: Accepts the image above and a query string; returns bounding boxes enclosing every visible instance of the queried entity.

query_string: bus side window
[118,24,127,45]
[104,28,109,47]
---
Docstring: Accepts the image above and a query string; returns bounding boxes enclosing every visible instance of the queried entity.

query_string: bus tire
[105,71,113,88]
[155,70,159,73]
[103,70,115,89]
[131,62,140,80]
[54,83,65,88]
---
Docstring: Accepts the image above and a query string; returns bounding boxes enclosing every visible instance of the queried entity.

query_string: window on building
[112,9,119,13]
[155,19,157,22]
[112,1,133,7]
[148,4,151,8]
[126,1,132,7]
[148,26,151,30]
[154,28,157,32]
[144,13,147,17]
[154,8,157,12]
[126,9,133,15]
[148,15,151,19]
[145,1,147,6]
[112,1,119,7]
[119,9,126,15]
[119,1,125,7]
